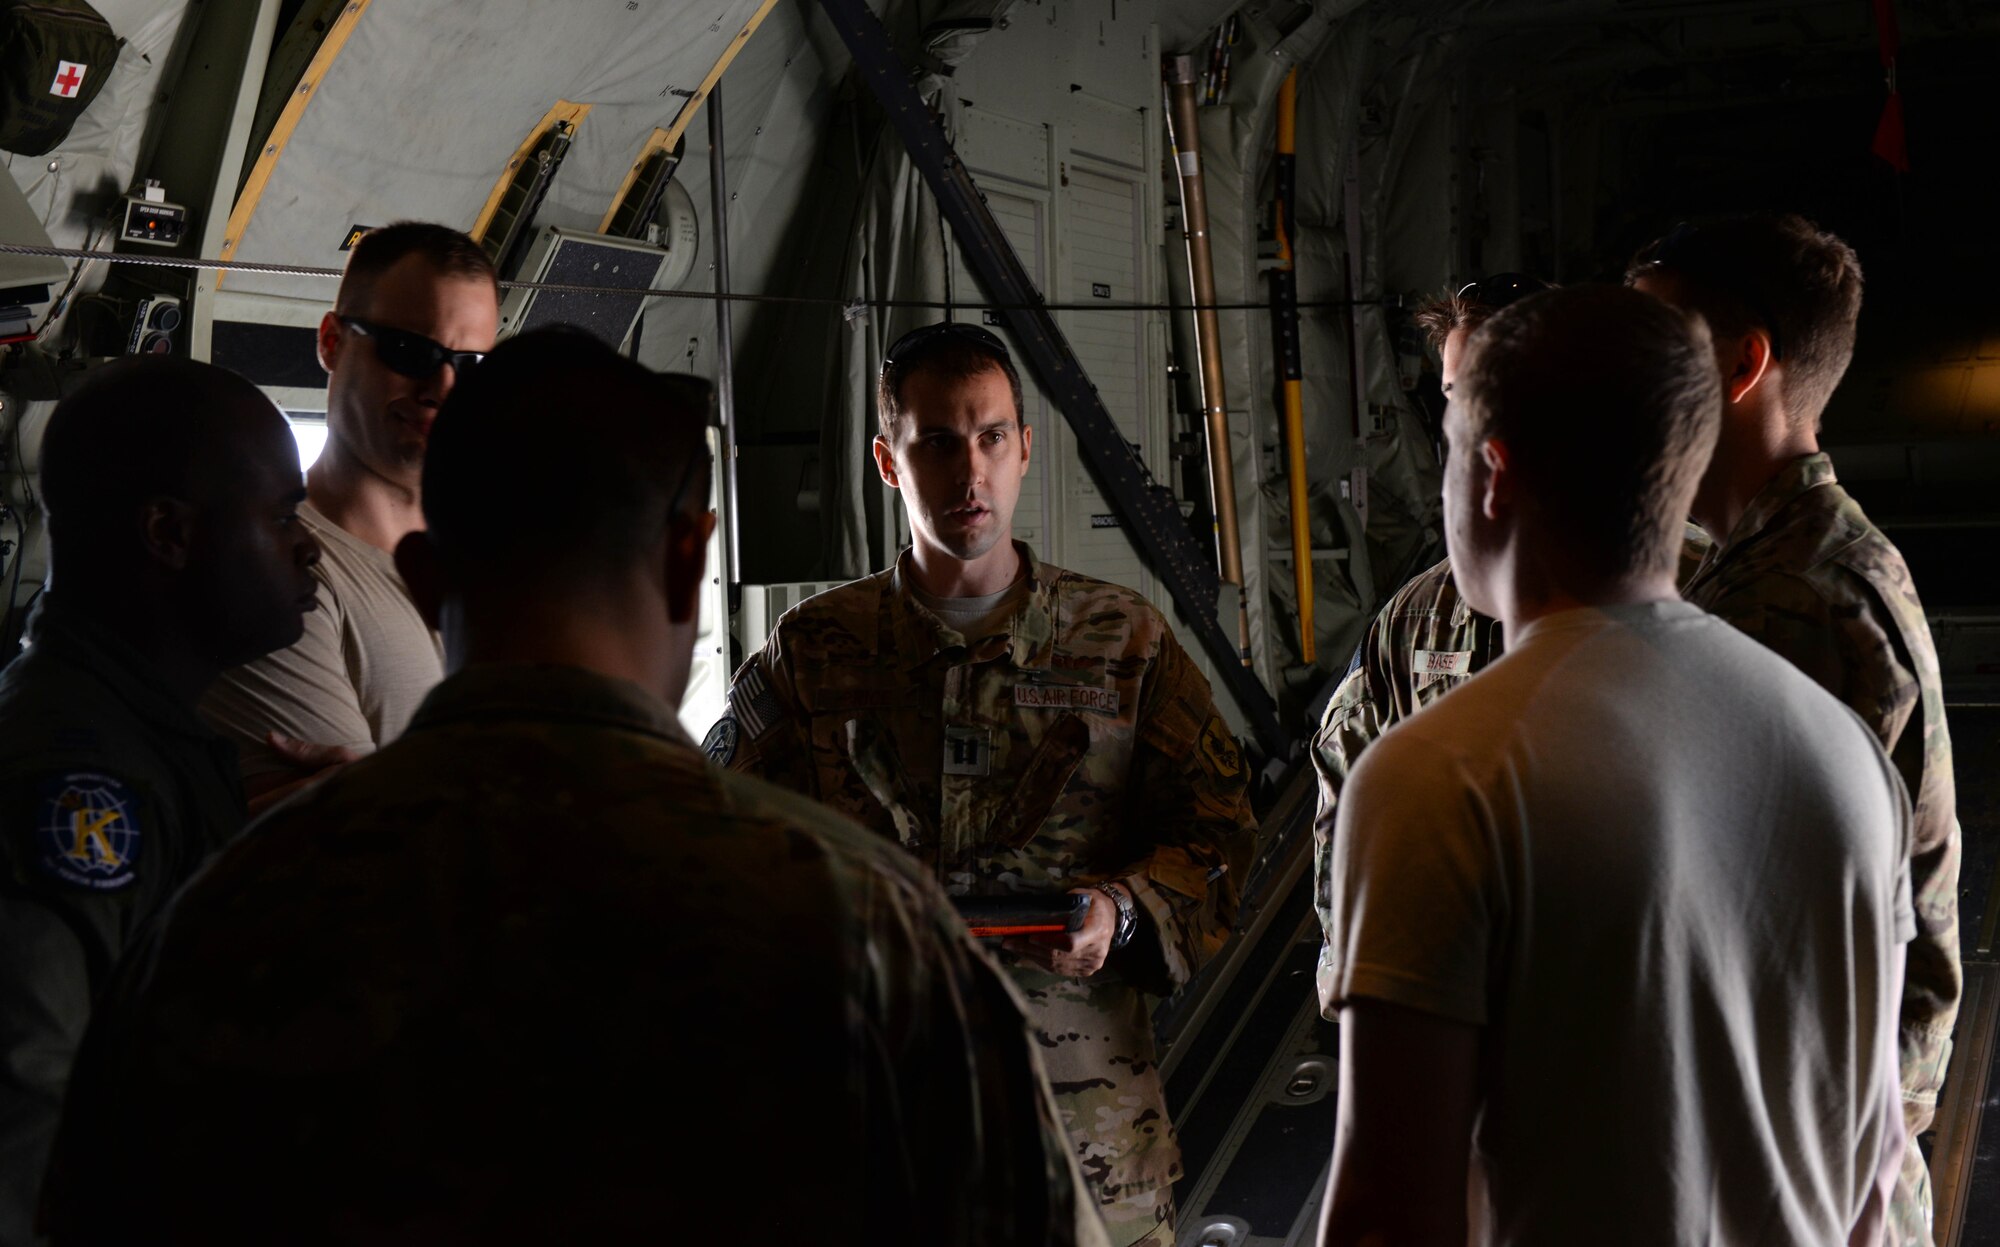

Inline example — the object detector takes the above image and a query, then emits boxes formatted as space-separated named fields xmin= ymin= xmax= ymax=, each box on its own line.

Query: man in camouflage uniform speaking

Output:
xmin=1632 ymin=214 xmax=1960 ymax=1247
xmin=44 ymin=330 xmax=1106 ymax=1247
xmin=710 ymin=322 xmax=1259 ymax=1246
xmin=1309 ymin=274 xmax=1712 ymax=1016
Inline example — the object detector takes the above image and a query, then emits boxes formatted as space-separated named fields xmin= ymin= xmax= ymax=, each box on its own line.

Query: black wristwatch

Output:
xmin=1094 ymin=881 xmax=1137 ymax=949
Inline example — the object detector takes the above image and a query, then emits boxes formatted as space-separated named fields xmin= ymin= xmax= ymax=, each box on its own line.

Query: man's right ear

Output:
xmin=139 ymin=497 xmax=195 ymax=571
xmin=392 ymin=531 xmax=445 ymax=630
xmin=316 ymin=311 xmax=343 ymax=376
xmin=871 ymin=434 xmax=900 ymax=489
xmin=1723 ymin=328 xmax=1775 ymax=407
xmin=1478 ymin=436 xmax=1514 ymax=523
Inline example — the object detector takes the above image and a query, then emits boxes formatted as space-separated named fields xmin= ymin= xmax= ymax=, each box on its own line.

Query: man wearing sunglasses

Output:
xmin=1307 ymin=273 xmax=1714 ymax=1019
xmin=203 ymin=221 xmax=500 ymax=803
xmin=712 ymin=321 xmax=1257 ymax=1246
xmin=1631 ymin=213 xmax=1959 ymax=1247
xmin=44 ymin=330 xmax=1109 ymax=1247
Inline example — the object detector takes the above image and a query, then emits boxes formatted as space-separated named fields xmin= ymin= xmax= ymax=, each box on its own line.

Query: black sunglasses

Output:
xmin=1455 ymin=272 xmax=1552 ymax=311
xmin=658 ymin=373 xmax=717 ymax=515
xmin=1638 ymin=223 xmax=1786 ymax=360
xmin=339 ymin=316 xmax=486 ymax=380
xmin=880 ymin=321 xmax=1013 ymax=375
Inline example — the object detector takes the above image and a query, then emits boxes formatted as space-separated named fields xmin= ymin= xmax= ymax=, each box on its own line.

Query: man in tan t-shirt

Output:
xmin=204 ymin=223 xmax=500 ymax=798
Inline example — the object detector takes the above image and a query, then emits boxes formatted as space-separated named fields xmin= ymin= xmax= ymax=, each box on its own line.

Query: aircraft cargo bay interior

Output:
xmin=3 ymin=0 xmax=1999 ymax=1243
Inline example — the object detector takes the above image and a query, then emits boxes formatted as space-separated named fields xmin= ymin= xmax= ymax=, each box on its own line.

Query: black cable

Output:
xmin=12 ymin=392 xmax=38 ymax=516
xmin=33 ymin=220 xmax=109 ymax=338
xmin=0 ymin=506 xmax=24 ymax=657
xmin=0 ymin=242 xmax=1398 ymax=315
xmin=1 ymin=397 xmax=33 ymax=655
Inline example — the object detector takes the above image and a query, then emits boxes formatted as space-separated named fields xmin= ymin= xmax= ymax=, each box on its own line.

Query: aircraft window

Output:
xmin=285 ymin=413 xmax=328 ymax=471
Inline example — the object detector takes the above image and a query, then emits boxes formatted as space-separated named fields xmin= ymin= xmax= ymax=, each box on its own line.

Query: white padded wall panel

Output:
xmin=952 ymin=107 xmax=1054 ymax=559
xmin=1056 ymin=164 xmax=1149 ymax=594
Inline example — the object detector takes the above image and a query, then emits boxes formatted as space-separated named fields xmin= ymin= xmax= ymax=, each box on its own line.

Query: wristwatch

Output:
xmin=1093 ymin=881 xmax=1137 ymax=949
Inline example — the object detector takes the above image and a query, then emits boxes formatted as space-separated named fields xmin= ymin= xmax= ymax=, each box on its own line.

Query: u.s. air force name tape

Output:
xmin=1013 ymin=684 xmax=1120 ymax=715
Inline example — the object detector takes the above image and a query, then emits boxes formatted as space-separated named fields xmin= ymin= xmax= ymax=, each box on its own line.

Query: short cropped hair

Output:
xmin=335 ymin=221 xmax=499 ymax=315
xmin=40 ymin=357 xmax=275 ymax=558
xmin=1456 ymin=285 xmax=1722 ymax=581
xmin=421 ymin=328 xmax=711 ymax=586
xmin=1626 ymin=213 xmax=1862 ymax=432
xmin=1412 ymin=292 xmax=1498 ymax=354
xmin=876 ymin=325 xmax=1025 ymax=440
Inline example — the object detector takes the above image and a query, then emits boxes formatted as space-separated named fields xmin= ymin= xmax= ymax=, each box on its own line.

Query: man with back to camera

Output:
xmin=202 ymin=221 xmax=500 ymax=801
xmin=41 ymin=329 xmax=1109 ymax=1247
xmin=0 ymin=359 xmax=321 ymax=1242
xmin=1631 ymin=214 xmax=1958 ymax=1247
xmin=712 ymin=322 xmax=1259 ymax=1246
xmin=1318 ymin=286 xmax=1910 ymax=1246
xmin=1307 ymin=272 xmax=1712 ymax=1017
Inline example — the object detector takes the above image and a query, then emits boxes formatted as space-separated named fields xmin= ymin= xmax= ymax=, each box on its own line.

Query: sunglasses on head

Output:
xmin=339 ymin=316 xmax=486 ymax=380
xmin=880 ymin=320 xmax=1014 ymax=376
xmin=655 ymin=372 xmax=717 ymax=516
xmin=1638 ymin=223 xmax=1786 ymax=360
xmin=1455 ymin=272 xmax=1552 ymax=311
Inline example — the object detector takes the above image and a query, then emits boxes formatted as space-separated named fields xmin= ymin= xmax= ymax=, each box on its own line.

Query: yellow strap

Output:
xmin=598 ymin=127 xmax=675 ymax=235
xmin=469 ymin=99 xmax=595 ymax=245
xmin=599 ymin=0 xmax=782 ymax=231
xmin=217 ymin=0 xmax=374 ymax=285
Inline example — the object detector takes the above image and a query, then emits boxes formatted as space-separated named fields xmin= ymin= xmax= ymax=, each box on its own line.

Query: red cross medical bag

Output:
xmin=1 ymin=0 xmax=118 ymax=157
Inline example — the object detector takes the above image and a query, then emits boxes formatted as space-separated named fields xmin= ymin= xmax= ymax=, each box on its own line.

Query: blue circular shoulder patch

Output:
xmin=35 ymin=772 xmax=143 ymax=891
xmin=702 ymin=717 xmax=739 ymax=766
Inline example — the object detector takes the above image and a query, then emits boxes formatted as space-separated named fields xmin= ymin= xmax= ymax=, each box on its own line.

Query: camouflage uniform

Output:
xmin=713 ymin=544 xmax=1258 ymax=1247
xmin=43 ymin=664 xmax=1107 ymax=1247
xmin=1681 ymin=453 xmax=1958 ymax=1247
xmin=1311 ymin=525 xmax=1713 ymax=1016
xmin=0 ymin=595 xmax=246 ymax=1244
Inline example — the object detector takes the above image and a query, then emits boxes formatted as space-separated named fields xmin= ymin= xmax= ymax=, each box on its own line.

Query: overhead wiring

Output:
xmin=0 ymin=241 xmax=1398 ymax=315
xmin=34 ymin=220 xmax=112 ymax=337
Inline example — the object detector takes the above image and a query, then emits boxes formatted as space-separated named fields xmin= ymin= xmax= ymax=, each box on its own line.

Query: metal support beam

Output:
xmin=815 ymin=0 xmax=1286 ymax=757
xmin=708 ymin=83 xmax=742 ymax=591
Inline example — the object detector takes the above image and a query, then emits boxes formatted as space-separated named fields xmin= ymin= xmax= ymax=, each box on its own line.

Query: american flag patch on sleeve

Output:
xmin=729 ymin=664 xmax=784 ymax=740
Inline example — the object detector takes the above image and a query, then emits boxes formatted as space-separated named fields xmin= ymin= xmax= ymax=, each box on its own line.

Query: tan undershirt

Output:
xmin=910 ymin=574 xmax=1031 ymax=642
xmin=201 ymin=502 xmax=444 ymax=781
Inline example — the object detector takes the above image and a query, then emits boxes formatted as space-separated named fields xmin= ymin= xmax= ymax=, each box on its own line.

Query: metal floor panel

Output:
xmin=1154 ymin=759 xmax=1331 ymax=1246
xmin=1938 ymin=962 xmax=2000 ymax=1244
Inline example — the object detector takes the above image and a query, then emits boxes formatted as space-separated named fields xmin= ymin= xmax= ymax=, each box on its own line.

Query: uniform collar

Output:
xmin=26 ymin=593 xmax=218 ymax=742
xmin=407 ymin=663 xmax=696 ymax=748
xmin=1716 ymin=452 xmax=1837 ymax=555
xmin=886 ymin=541 xmax=1059 ymax=671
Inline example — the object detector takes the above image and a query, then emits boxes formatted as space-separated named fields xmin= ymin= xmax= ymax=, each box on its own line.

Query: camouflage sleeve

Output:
xmin=1310 ymin=659 xmax=1385 ymax=1019
xmin=1118 ymin=630 xmax=1259 ymax=995
xmin=708 ymin=629 xmax=815 ymax=793
xmin=855 ymin=854 xmax=1110 ymax=1247
xmin=1701 ymin=569 xmax=1911 ymax=739
xmin=1702 ymin=568 xmax=1961 ymax=1150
